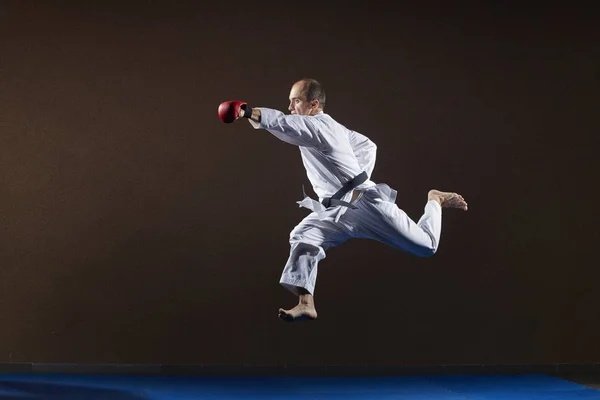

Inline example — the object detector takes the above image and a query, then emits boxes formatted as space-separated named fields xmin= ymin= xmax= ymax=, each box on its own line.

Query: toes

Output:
xmin=279 ymin=312 xmax=294 ymax=322
xmin=278 ymin=308 xmax=294 ymax=321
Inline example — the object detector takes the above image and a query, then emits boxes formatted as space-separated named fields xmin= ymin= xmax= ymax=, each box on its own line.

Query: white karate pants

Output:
xmin=279 ymin=184 xmax=442 ymax=296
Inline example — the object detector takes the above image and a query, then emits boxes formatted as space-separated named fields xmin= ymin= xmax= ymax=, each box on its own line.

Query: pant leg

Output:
xmin=346 ymin=187 xmax=442 ymax=257
xmin=280 ymin=212 xmax=351 ymax=296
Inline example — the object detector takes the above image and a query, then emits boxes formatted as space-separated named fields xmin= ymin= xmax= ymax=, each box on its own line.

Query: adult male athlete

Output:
xmin=218 ymin=78 xmax=467 ymax=322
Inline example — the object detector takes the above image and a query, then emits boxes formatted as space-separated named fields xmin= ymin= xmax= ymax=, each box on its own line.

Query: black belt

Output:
xmin=321 ymin=171 xmax=368 ymax=209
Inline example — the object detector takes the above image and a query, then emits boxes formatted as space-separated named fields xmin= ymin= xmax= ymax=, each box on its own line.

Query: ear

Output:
xmin=311 ymin=100 xmax=319 ymax=108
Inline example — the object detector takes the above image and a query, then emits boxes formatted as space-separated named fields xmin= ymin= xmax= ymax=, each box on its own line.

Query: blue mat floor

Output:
xmin=1 ymin=373 xmax=599 ymax=399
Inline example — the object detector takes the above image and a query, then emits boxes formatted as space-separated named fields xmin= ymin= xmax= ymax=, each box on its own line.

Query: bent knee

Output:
xmin=289 ymin=239 xmax=324 ymax=257
xmin=415 ymin=245 xmax=437 ymax=258
xmin=289 ymin=229 xmax=323 ymax=248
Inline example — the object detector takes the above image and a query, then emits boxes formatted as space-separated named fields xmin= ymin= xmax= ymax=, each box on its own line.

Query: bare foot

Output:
xmin=278 ymin=304 xmax=318 ymax=322
xmin=428 ymin=190 xmax=468 ymax=210
xmin=279 ymin=292 xmax=318 ymax=322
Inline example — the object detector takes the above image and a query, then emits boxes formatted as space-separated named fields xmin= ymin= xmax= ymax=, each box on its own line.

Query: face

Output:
xmin=288 ymin=82 xmax=319 ymax=116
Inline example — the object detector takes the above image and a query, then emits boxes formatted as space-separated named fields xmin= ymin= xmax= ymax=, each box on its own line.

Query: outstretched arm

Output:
xmin=248 ymin=107 xmax=327 ymax=148
xmin=217 ymin=100 xmax=326 ymax=148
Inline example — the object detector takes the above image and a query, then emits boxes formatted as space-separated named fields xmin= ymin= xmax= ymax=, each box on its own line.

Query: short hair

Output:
xmin=298 ymin=78 xmax=326 ymax=109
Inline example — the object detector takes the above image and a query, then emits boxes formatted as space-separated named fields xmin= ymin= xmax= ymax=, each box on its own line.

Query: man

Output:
xmin=217 ymin=78 xmax=467 ymax=322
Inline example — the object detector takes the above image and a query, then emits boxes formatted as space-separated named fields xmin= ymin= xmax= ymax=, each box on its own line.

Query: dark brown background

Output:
xmin=1 ymin=2 xmax=598 ymax=366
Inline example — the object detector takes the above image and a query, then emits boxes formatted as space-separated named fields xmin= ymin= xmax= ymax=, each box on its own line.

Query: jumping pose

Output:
xmin=218 ymin=78 xmax=468 ymax=322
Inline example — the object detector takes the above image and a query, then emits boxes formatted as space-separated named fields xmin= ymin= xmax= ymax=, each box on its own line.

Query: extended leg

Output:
xmin=348 ymin=188 xmax=467 ymax=257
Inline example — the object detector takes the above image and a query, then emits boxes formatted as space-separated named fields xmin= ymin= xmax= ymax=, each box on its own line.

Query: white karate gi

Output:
xmin=249 ymin=108 xmax=442 ymax=295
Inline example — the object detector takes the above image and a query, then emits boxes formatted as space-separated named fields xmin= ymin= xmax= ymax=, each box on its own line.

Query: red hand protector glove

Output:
xmin=218 ymin=100 xmax=251 ymax=123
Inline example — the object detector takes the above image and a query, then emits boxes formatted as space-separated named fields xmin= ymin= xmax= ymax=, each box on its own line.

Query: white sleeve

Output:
xmin=347 ymin=129 xmax=377 ymax=178
xmin=248 ymin=108 xmax=327 ymax=148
